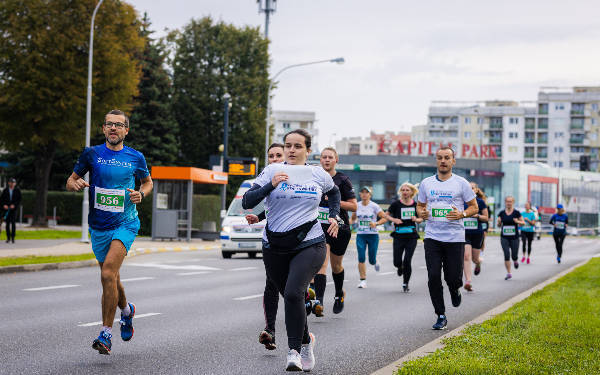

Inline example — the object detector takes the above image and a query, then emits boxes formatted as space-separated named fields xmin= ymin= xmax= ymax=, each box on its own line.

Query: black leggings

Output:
xmin=262 ymin=241 xmax=326 ymax=352
xmin=521 ymin=232 xmax=534 ymax=256
xmin=393 ymin=237 xmax=417 ymax=285
xmin=553 ymin=233 xmax=566 ymax=258
xmin=501 ymin=237 xmax=519 ymax=261
xmin=263 ymin=274 xmax=279 ymax=334
xmin=424 ymin=239 xmax=464 ymax=316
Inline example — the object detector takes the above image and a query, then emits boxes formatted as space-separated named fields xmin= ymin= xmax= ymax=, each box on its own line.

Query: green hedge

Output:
xmin=20 ymin=190 xmax=220 ymax=236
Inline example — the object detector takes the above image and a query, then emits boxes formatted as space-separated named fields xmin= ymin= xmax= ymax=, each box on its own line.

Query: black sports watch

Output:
xmin=139 ymin=191 xmax=145 ymax=200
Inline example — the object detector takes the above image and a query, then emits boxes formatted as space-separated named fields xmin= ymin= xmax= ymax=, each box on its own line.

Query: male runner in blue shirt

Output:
xmin=67 ymin=109 xmax=153 ymax=354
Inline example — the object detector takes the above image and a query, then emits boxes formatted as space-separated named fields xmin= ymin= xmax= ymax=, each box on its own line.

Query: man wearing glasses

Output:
xmin=66 ymin=109 xmax=153 ymax=355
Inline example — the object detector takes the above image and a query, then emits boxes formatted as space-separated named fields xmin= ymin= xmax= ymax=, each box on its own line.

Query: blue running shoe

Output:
xmin=432 ymin=315 xmax=447 ymax=330
xmin=92 ymin=331 xmax=112 ymax=354
xmin=120 ymin=302 xmax=136 ymax=341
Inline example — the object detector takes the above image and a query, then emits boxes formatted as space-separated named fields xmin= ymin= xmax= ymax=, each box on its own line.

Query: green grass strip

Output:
xmin=397 ymin=258 xmax=600 ymax=375
xmin=0 ymin=230 xmax=81 ymax=240
xmin=0 ymin=253 xmax=95 ymax=267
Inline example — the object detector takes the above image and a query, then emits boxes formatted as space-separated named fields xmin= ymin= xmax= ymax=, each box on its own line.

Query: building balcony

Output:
xmin=489 ymin=137 xmax=502 ymax=143
xmin=489 ymin=123 xmax=503 ymax=129
xmin=524 ymin=152 xmax=535 ymax=158
xmin=525 ymin=123 xmax=535 ymax=129
xmin=537 ymin=152 xmax=548 ymax=158
xmin=537 ymin=138 xmax=548 ymax=144
xmin=537 ymin=123 xmax=548 ymax=129
xmin=570 ymin=122 xmax=584 ymax=130
xmin=525 ymin=138 xmax=535 ymax=144
xmin=570 ymin=138 xmax=584 ymax=144
xmin=570 ymin=109 xmax=585 ymax=116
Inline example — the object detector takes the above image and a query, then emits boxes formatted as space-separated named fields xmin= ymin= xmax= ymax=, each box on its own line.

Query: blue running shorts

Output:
xmin=89 ymin=217 xmax=140 ymax=262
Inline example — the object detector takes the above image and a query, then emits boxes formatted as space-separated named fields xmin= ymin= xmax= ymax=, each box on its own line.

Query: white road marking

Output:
xmin=121 ymin=277 xmax=155 ymax=282
xmin=378 ymin=271 xmax=395 ymax=276
xmin=229 ymin=267 xmax=258 ymax=272
xmin=593 ymin=253 xmax=600 ymax=258
xmin=24 ymin=284 xmax=79 ymax=291
xmin=127 ymin=262 xmax=221 ymax=271
xmin=78 ymin=313 xmax=162 ymax=327
xmin=177 ymin=271 xmax=211 ymax=276
xmin=233 ymin=294 xmax=263 ymax=301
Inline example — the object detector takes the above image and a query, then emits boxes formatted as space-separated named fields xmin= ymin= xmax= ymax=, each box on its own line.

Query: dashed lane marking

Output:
xmin=233 ymin=294 xmax=264 ymax=301
xmin=126 ymin=262 xmax=221 ymax=271
xmin=78 ymin=313 xmax=162 ymax=327
xmin=24 ymin=284 xmax=79 ymax=291
xmin=177 ymin=271 xmax=211 ymax=276
xmin=121 ymin=277 xmax=155 ymax=282
xmin=378 ymin=271 xmax=395 ymax=276
xmin=229 ymin=267 xmax=258 ymax=272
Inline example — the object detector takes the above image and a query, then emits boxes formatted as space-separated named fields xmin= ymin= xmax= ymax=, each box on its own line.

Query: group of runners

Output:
xmin=67 ymin=110 xmax=570 ymax=372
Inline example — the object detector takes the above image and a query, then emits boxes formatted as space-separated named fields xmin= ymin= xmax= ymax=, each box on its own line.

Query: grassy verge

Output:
xmin=0 ymin=253 xmax=95 ymax=267
xmin=0 ymin=230 xmax=81 ymax=240
xmin=397 ymin=258 xmax=600 ymax=375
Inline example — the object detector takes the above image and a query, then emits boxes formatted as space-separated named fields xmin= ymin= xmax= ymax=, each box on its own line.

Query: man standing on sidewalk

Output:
xmin=417 ymin=147 xmax=478 ymax=330
xmin=1 ymin=178 xmax=22 ymax=243
xmin=66 ymin=109 xmax=152 ymax=354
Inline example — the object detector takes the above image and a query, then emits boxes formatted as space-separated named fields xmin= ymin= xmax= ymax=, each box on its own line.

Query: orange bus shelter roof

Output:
xmin=151 ymin=166 xmax=228 ymax=185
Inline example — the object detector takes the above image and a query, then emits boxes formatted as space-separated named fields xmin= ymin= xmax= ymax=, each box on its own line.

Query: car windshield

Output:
xmin=227 ymin=198 xmax=265 ymax=217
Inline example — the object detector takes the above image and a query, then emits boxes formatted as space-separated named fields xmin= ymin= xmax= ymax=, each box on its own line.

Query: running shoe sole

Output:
xmin=92 ymin=340 xmax=110 ymax=355
xmin=432 ymin=326 xmax=448 ymax=331
xmin=313 ymin=303 xmax=324 ymax=317
xmin=259 ymin=330 xmax=276 ymax=350
xmin=286 ymin=363 xmax=303 ymax=372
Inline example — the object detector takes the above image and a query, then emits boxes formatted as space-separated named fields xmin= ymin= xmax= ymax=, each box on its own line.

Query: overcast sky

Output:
xmin=128 ymin=0 xmax=600 ymax=148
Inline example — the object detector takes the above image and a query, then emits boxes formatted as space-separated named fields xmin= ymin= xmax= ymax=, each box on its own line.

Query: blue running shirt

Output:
xmin=73 ymin=144 xmax=149 ymax=230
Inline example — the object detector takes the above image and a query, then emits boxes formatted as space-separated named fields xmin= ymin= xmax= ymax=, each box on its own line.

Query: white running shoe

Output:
xmin=300 ymin=333 xmax=316 ymax=372
xmin=374 ymin=263 xmax=380 ymax=272
xmin=357 ymin=279 xmax=367 ymax=288
xmin=286 ymin=349 xmax=302 ymax=371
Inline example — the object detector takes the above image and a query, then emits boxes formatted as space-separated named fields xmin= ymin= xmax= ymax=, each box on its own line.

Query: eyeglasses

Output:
xmin=104 ymin=122 xmax=127 ymax=129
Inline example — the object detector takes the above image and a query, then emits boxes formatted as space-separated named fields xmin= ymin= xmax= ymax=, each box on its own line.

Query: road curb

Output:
xmin=370 ymin=257 xmax=593 ymax=375
xmin=0 ymin=244 xmax=221 ymax=274
xmin=0 ymin=259 xmax=99 ymax=274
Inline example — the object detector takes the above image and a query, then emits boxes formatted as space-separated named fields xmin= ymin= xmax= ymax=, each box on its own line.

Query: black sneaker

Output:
xmin=312 ymin=300 xmax=324 ymax=317
xmin=402 ymin=283 xmax=409 ymax=293
xmin=397 ymin=266 xmax=403 ymax=277
xmin=259 ymin=329 xmax=276 ymax=350
xmin=332 ymin=291 xmax=345 ymax=314
xmin=432 ymin=315 xmax=447 ymax=330
xmin=514 ymin=261 xmax=519 ymax=269
xmin=450 ymin=288 xmax=462 ymax=307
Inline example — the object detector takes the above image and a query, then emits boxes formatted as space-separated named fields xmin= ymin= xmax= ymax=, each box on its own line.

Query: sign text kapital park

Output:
xmin=378 ymin=141 xmax=499 ymax=159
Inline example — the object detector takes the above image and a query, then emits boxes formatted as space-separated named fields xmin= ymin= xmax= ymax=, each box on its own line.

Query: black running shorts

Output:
xmin=465 ymin=232 xmax=484 ymax=249
xmin=322 ymin=224 xmax=351 ymax=256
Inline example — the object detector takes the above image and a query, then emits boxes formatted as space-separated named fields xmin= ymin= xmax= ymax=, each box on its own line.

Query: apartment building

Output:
xmin=271 ymin=110 xmax=318 ymax=151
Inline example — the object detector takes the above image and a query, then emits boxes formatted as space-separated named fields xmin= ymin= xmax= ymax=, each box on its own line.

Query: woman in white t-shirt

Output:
xmin=350 ymin=186 xmax=387 ymax=288
xmin=242 ymin=129 xmax=341 ymax=372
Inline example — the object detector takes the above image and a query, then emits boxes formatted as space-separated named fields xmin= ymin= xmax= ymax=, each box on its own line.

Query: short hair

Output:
xmin=436 ymin=146 xmax=455 ymax=158
xmin=283 ymin=129 xmax=312 ymax=150
xmin=105 ymin=109 xmax=129 ymax=127
xmin=398 ymin=182 xmax=418 ymax=198
xmin=268 ymin=143 xmax=284 ymax=152
xmin=321 ymin=147 xmax=338 ymax=161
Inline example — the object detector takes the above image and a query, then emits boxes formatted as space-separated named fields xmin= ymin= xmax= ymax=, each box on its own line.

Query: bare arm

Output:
xmin=375 ymin=210 xmax=388 ymax=225
xmin=66 ymin=172 xmax=89 ymax=192
xmin=127 ymin=175 xmax=153 ymax=204
xmin=476 ymin=208 xmax=489 ymax=223
xmin=341 ymin=198 xmax=358 ymax=212
xmin=350 ymin=212 xmax=357 ymax=225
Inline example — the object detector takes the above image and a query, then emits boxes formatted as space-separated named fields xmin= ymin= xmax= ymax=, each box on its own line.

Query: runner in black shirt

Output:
xmin=312 ymin=147 xmax=357 ymax=316
xmin=385 ymin=182 xmax=422 ymax=292
xmin=497 ymin=196 xmax=525 ymax=280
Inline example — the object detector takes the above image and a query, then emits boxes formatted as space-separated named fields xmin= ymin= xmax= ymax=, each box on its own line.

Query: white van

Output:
xmin=220 ymin=179 xmax=265 ymax=258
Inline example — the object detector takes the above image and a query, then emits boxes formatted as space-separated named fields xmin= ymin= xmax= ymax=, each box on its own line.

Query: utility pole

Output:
xmin=258 ymin=0 xmax=277 ymax=168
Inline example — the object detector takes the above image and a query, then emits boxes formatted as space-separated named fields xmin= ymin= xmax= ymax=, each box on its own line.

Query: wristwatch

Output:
xmin=462 ymin=211 xmax=467 ymax=218
xmin=139 ymin=191 xmax=145 ymax=200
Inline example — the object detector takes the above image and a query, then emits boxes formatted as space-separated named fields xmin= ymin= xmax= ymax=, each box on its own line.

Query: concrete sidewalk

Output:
xmin=0 ymin=238 xmax=220 ymax=258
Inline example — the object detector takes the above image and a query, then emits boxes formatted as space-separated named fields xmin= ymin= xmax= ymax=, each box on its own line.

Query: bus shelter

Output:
xmin=151 ymin=167 xmax=228 ymax=241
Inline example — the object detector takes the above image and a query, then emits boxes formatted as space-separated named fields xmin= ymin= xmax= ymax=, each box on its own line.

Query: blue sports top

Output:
xmin=73 ymin=144 xmax=149 ymax=230
xmin=550 ymin=213 xmax=568 ymax=235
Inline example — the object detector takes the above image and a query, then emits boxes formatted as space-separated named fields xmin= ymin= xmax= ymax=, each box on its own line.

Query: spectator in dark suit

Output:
xmin=1 ymin=178 xmax=22 ymax=243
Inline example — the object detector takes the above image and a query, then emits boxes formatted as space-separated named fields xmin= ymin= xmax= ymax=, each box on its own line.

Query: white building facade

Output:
xmin=271 ymin=110 xmax=318 ymax=151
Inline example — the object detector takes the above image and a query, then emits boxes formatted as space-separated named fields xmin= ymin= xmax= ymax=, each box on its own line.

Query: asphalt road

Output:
xmin=1 ymin=235 xmax=598 ymax=375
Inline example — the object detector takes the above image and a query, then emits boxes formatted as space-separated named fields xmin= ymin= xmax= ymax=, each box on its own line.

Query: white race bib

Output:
xmin=401 ymin=207 xmax=416 ymax=220
xmin=555 ymin=221 xmax=565 ymax=230
xmin=358 ymin=219 xmax=373 ymax=232
xmin=463 ymin=217 xmax=478 ymax=229
xmin=502 ymin=225 xmax=516 ymax=236
xmin=318 ymin=206 xmax=329 ymax=224
xmin=429 ymin=202 xmax=452 ymax=222
xmin=94 ymin=187 xmax=125 ymax=213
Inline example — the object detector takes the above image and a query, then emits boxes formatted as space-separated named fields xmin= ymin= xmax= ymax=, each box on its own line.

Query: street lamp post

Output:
xmin=264 ymin=57 xmax=344 ymax=167
xmin=81 ymin=0 xmax=104 ymax=243
xmin=221 ymin=93 xmax=231 ymax=216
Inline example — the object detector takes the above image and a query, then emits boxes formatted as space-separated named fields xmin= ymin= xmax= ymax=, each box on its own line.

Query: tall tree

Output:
xmin=126 ymin=13 xmax=179 ymax=169
xmin=170 ymin=17 xmax=270 ymax=169
xmin=0 ymin=0 xmax=144 ymax=225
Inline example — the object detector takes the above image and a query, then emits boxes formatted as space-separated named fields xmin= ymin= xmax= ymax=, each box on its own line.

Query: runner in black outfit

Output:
xmin=242 ymin=129 xmax=341 ymax=372
xmin=385 ymin=182 xmax=422 ymax=292
xmin=312 ymin=147 xmax=357 ymax=316
xmin=246 ymin=143 xmax=284 ymax=350
xmin=463 ymin=182 xmax=488 ymax=291
xmin=497 ymin=196 xmax=525 ymax=280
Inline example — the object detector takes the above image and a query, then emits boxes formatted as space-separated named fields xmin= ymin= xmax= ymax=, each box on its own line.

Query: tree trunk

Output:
xmin=32 ymin=145 xmax=56 ymax=227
